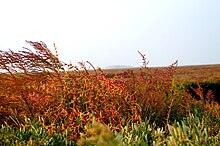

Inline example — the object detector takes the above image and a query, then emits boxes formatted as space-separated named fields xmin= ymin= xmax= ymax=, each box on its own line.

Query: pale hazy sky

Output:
xmin=0 ymin=0 xmax=220 ymax=68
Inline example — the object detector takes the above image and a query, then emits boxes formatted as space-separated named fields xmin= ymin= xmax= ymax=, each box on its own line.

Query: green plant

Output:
xmin=167 ymin=110 xmax=220 ymax=145
xmin=0 ymin=116 xmax=76 ymax=146
xmin=78 ymin=120 xmax=119 ymax=146
xmin=113 ymin=119 xmax=167 ymax=146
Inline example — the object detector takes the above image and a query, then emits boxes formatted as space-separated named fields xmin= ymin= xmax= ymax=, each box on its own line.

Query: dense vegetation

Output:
xmin=0 ymin=41 xmax=219 ymax=145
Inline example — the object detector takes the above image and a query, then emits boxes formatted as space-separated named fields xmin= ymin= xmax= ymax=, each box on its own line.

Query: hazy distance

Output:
xmin=0 ymin=0 xmax=219 ymax=68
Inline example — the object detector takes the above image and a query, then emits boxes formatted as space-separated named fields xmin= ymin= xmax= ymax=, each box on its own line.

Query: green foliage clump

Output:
xmin=113 ymin=110 xmax=219 ymax=145
xmin=0 ymin=117 xmax=76 ymax=146
xmin=167 ymin=110 xmax=220 ymax=145
xmin=78 ymin=120 xmax=119 ymax=146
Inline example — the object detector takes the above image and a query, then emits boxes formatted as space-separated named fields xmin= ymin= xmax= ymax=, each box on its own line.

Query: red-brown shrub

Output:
xmin=0 ymin=41 xmax=140 ymax=140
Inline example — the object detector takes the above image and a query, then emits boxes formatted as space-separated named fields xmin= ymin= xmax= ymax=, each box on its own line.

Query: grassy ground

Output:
xmin=103 ymin=64 xmax=220 ymax=82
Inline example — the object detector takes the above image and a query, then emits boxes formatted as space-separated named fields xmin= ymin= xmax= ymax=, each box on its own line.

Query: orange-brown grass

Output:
xmin=0 ymin=41 xmax=219 ymax=141
xmin=174 ymin=64 xmax=220 ymax=82
xmin=103 ymin=64 xmax=220 ymax=83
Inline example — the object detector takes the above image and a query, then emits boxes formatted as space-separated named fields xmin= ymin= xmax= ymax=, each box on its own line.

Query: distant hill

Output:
xmin=105 ymin=65 xmax=134 ymax=69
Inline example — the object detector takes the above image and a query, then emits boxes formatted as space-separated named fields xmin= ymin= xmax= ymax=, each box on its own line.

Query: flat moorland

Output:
xmin=103 ymin=64 xmax=220 ymax=82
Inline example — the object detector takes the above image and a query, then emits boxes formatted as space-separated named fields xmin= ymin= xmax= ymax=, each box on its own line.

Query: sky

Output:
xmin=0 ymin=0 xmax=220 ymax=68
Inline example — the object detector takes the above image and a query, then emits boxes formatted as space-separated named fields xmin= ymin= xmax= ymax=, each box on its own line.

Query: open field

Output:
xmin=103 ymin=64 xmax=220 ymax=82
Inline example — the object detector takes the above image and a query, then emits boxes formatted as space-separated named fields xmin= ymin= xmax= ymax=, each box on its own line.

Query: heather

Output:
xmin=0 ymin=41 xmax=219 ymax=145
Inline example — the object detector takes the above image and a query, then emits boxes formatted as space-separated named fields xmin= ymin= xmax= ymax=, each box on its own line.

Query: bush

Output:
xmin=0 ymin=41 xmax=140 ymax=140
